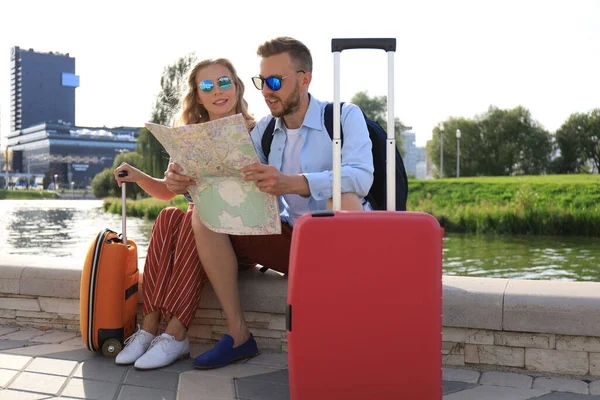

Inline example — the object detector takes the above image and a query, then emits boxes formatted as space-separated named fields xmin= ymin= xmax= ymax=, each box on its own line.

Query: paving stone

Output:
xmin=443 ymin=380 xmax=478 ymax=395
xmin=42 ymin=347 xmax=97 ymax=362
xmin=235 ymin=379 xmax=289 ymax=400
xmin=192 ymin=363 xmax=282 ymax=379
xmin=157 ymin=358 xmax=195 ymax=373
xmin=124 ymin=368 xmax=179 ymax=391
xmin=0 ymin=327 xmax=20 ymax=337
xmin=2 ymin=344 xmax=85 ymax=357
xmin=240 ymin=369 xmax=289 ymax=385
xmin=58 ymin=336 xmax=86 ymax=347
xmin=61 ymin=377 xmax=120 ymax=399
xmin=0 ymin=390 xmax=49 ymax=399
xmin=535 ymin=393 xmax=600 ymax=399
xmin=442 ymin=368 xmax=480 ymax=383
xmin=8 ymin=371 xmax=67 ymax=395
xmin=0 ymin=340 xmax=30 ymax=351
xmin=178 ymin=372 xmax=235 ymax=398
xmin=73 ymin=358 xmax=128 ymax=383
xmin=480 ymin=371 xmax=533 ymax=389
xmin=0 ymin=354 xmax=32 ymax=370
xmin=533 ymin=377 xmax=589 ymax=394
xmin=443 ymin=385 xmax=550 ymax=399
xmin=25 ymin=357 xmax=78 ymax=376
xmin=245 ymin=353 xmax=288 ymax=369
xmin=0 ymin=329 xmax=45 ymax=341
xmin=29 ymin=331 xmax=78 ymax=344
xmin=0 ymin=368 xmax=20 ymax=387
xmin=116 ymin=385 xmax=177 ymax=400
xmin=591 ymin=380 xmax=600 ymax=396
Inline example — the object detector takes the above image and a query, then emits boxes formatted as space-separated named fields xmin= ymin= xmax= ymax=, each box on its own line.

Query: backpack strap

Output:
xmin=261 ymin=118 xmax=277 ymax=160
xmin=324 ymin=102 xmax=344 ymax=145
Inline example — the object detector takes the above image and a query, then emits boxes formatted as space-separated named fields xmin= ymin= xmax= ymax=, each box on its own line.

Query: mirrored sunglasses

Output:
xmin=199 ymin=76 xmax=233 ymax=93
xmin=251 ymin=70 xmax=305 ymax=91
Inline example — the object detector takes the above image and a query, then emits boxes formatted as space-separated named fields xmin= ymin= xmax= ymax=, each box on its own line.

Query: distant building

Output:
xmin=7 ymin=46 xmax=141 ymax=188
xmin=401 ymin=131 xmax=427 ymax=179
xmin=7 ymin=121 xmax=140 ymax=187
xmin=10 ymin=46 xmax=79 ymax=132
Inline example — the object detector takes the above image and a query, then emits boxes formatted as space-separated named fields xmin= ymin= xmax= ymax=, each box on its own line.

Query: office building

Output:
xmin=10 ymin=46 xmax=79 ymax=132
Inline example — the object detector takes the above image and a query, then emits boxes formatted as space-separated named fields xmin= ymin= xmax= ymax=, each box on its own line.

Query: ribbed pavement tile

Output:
xmin=443 ymin=385 xmax=550 ymax=399
xmin=0 ymin=354 xmax=32 ymax=370
xmin=61 ymin=377 xmax=120 ymax=400
xmin=24 ymin=357 xmax=78 ymax=376
xmin=480 ymin=371 xmax=533 ymax=389
xmin=116 ymin=385 xmax=177 ymax=400
xmin=443 ymin=367 xmax=480 ymax=383
xmin=8 ymin=371 xmax=67 ymax=396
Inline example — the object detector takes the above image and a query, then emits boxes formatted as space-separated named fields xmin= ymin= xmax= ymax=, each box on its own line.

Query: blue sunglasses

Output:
xmin=199 ymin=76 xmax=232 ymax=93
xmin=251 ymin=70 xmax=305 ymax=91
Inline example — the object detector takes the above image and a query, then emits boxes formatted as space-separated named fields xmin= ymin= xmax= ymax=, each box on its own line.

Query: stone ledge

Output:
xmin=442 ymin=276 xmax=507 ymax=330
xmin=504 ymin=279 xmax=600 ymax=337
xmin=3 ymin=261 xmax=600 ymax=337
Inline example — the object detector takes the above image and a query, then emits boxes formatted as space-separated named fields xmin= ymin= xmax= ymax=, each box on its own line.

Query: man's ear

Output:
xmin=302 ymin=71 xmax=312 ymax=89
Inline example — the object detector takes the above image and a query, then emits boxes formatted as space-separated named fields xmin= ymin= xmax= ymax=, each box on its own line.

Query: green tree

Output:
xmin=475 ymin=105 xmax=551 ymax=176
xmin=427 ymin=117 xmax=481 ymax=178
xmin=91 ymin=169 xmax=115 ymax=199
xmin=553 ymin=109 xmax=600 ymax=173
xmin=91 ymin=151 xmax=147 ymax=200
xmin=429 ymin=106 xmax=552 ymax=178
xmin=350 ymin=91 xmax=408 ymax=156
xmin=112 ymin=151 xmax=146 ymax=199
xmin=137 ymin=53 xmax=197 ymax=179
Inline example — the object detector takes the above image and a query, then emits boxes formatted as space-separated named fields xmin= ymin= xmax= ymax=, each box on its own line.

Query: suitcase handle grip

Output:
xmin=331 ymin=38 xmax=396 ymax=52
xmin=118 ymin=171 xmax=127 ymax=245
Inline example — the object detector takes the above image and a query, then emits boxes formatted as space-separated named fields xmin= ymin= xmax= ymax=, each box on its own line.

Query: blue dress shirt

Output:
xmin=249 ymin=94 xmax=374 ymax=225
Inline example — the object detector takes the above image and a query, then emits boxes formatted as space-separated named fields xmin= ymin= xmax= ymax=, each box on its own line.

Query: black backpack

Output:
xmin=261 ymin=102 xmax=409 ymax=211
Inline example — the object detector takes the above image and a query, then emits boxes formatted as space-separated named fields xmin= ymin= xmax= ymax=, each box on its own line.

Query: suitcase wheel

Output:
xmin=101 ymin=339 xmax=122 ymax=358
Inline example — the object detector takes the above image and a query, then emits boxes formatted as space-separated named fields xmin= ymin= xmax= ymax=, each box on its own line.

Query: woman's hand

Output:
xmin=164 ymin=162 xmax=196 ymax=194
xmin=114 ymin=163 xmax=145 ymax=187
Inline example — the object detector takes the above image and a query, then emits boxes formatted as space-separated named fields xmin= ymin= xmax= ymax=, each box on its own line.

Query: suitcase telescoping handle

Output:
xmin=117 ymin=171 xmax=128 ymax=245
xmin=331 ymin=38 xmax=397 ymax=211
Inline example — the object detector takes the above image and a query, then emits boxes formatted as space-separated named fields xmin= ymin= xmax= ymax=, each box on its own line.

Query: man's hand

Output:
xmin=241 ymin=163 xmax=309 ymax=196
xmin=164 ymin=163 xmax=196 ymax=194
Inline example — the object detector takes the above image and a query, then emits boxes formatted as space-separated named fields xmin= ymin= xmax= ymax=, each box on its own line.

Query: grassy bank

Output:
xmin=102 ymin=175 xmax=600 ymax=236
xmin=0 ymin=189 xmax=59 ymax=200
xmin=408 ymin=175 xmax=600 ymax=236
xmin=103 ymin=195 xmax=189 ymax=219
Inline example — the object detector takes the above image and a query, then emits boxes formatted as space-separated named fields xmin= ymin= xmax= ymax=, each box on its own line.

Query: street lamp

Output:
xmin=439 ymin=122 xmax=444 ymax=179
xmin=53 ymin=174 xmax=58 ymax=191
xmin=456 ymin=129 xmax=461 ymax=178
xmin=71 ymin=181 xmax=75 ymax=199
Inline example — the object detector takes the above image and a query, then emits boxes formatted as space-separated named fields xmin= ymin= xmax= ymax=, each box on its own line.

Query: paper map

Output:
xmin=145 ymin=114 xmax=281 ymax=235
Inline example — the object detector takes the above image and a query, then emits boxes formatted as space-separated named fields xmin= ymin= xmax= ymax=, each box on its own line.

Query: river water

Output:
xmin=0 ymin=200 xmax=598 ymax=281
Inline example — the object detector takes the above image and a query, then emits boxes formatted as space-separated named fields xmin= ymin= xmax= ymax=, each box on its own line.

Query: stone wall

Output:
xmin=1 ymin=257 xmax=600 ymax=376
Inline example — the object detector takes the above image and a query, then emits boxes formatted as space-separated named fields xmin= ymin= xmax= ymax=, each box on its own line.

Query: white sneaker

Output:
xmin=115 ymin=326 xmax=155 ymax=365
xmin=134 ymin=333 xmax=190 ymax=370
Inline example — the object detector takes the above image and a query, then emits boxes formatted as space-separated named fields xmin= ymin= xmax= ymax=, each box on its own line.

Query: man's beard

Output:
xmin=270 ymin=84 xmax=301 ymax=118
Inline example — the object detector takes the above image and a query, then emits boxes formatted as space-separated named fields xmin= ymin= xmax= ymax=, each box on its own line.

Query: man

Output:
xmin=164 ymin=37 xmax=374 ymax=369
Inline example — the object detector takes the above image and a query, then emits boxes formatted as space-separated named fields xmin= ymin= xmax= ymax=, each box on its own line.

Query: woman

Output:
xmin=113 ymin=58 xmax=256 ymax=370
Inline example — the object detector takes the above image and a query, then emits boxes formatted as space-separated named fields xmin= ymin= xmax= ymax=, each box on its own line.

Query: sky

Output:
xmin=1 ymin=0 xmax=599 ymax=149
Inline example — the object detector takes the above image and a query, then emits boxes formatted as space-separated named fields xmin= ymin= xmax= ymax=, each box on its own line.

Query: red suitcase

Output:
xmin=286 ymin=38 xmax=443 ymax=400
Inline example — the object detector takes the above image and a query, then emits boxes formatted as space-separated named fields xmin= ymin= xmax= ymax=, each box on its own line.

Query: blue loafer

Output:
xmin=193 ymin=334 xmax=258 ymax=369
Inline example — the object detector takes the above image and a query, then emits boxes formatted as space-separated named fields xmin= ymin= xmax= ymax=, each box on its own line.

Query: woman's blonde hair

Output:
xmin=176 ymin=58 xmax=256 ymax=131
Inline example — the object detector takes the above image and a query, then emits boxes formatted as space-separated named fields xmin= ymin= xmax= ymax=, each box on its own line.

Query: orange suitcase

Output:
xmin=80 ymin=172 xmax=139 ymax=357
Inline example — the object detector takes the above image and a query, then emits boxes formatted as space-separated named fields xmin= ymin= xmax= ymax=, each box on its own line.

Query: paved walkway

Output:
xmin=1 ymin=326 xmax=600 ymax=399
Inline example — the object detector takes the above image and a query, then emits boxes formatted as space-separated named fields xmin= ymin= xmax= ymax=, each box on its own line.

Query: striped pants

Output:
xmin=142 ymin=203 xmax=206 ymax=328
